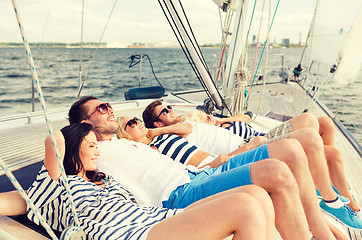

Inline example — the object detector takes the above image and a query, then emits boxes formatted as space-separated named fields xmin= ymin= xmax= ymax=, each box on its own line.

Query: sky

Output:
xmin=0 ymin=0 xmax=317 ymax=46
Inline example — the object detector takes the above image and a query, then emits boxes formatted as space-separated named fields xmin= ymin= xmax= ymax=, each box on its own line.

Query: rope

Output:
xmin=79 ymin=0 xmax=85 ymax=88
xmin=244 ymin=0 xmax=257 ymax=50
xmin=301 ymin=0 xmax=321 ymax=112
xmin=76 ymin=0 xmax=118 ymax=99
xmin=333 ymin=85 xmax=346 ymax=119
xmin=250 ymin=0 xmax=272 ymax=119
xmin=230 ymin=53 xmax=249 ymax=114
xmin=0 ymin=157 xmax=58 ymax=240
xmin=305 ymin=70 xmax=331 ymax=111
xmin=11 ymin=0 xmax=81 ymax=230
xmin=29 ymin=0 xmax=55 ymax=113
xmin=159 ymin=0 xmax=211 ymax=100
xmin=34 ymin=0 xmax=55 ymax=61
xmin=250 ymin=0 xmax=266 ymax=84
xmin=244 ymin=0 xmax=280 ymax=111
xmin=127 ymin=54 xmax=165 ymax=91
xmin=214 ymin=8 xmax=233 ymax=85
xmin=227 ymin=0 xmax=256 ymax=115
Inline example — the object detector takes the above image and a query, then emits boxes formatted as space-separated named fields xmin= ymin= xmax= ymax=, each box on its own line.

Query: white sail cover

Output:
xmin=333 ymin=10 xmax=362 ymax=85
xmin=306 ymin=0 xmax=362 ymax=84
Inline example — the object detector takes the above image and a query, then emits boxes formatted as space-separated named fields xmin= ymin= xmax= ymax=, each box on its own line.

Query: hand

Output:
xmin=212 ymin=116 xmax=224 ymax=125
xmin=146 ymin=129 xmax=155 ymax=140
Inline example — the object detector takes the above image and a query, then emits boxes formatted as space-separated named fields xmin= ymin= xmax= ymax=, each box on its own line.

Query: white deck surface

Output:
xmin=0 ymin=82 xmax=361 ymax=239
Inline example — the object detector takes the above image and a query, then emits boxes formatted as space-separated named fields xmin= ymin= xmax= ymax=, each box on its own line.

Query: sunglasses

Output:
xmin=154 ymin=105 xmax=172 ymax=123
xmin=124 ymin=117 xmax=142 ymax=130
xmin=87 ymin=103 xmax=112 ymax=118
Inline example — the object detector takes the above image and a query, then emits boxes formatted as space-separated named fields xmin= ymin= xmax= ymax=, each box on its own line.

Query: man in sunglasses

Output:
xmin=67 ymin=96 xmax=350 ymax=239
xmin=143 ymin=100 xmax=362 ymax=231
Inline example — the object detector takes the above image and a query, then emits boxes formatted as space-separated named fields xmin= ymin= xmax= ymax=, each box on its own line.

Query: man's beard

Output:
xmin=94 ymin=124 xmax=119 ymax=135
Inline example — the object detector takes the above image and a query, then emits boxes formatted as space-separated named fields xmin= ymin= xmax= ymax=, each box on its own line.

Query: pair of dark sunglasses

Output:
xmin=154 ymin=105 xmax=172 ymax=123
xmin=88 ymin=103 xmax=112 ymax=118
xmin=124 ymin=117 xmax=142 ymax=130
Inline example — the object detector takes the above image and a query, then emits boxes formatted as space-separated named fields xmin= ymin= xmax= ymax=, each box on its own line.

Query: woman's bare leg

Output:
xmin=187 ymin=185 xmax=276 ymax=240
xmin=325 ymin=145 xmax=360 ymax=212
xmin=0 ymin=190 xmax=27 ymax=216
xmin=318 ymin=116 xmax=335 ymax=146
xmin=147 ymin=191 xmax=270 ymax=240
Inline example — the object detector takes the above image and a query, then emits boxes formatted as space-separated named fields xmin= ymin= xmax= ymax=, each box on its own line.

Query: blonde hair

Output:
xmin=181 ymin=109 xmax=208 ymax=123
xmin=116 ymin=116 xmax=134 ymax=141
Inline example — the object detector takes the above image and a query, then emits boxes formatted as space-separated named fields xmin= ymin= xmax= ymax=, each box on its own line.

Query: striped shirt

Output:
xmin=27 ymin=165 xmax=181 ymax=240
xmin=150 ymin=134 xmax=199 ymax=165
xmin=222 ymin=122 xmax=265 ymax=142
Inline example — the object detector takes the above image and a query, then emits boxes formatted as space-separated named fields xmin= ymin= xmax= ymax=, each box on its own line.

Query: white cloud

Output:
xmin=0 ymin=0 xmax=316 ymax=44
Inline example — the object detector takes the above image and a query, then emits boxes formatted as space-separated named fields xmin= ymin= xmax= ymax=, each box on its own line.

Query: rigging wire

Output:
xmin=11 ymin=0 xmax=82 ymax=236
xmin=334 ymin=85 xmax=346 ymax=119
xmin=244 ymin=0 xmax=281 ymax=111
xmin=214 ymin=7 xmax=233 ymax=86
xmin=34 ymin=0 xmax=55 ymax=61
xmin=244 ymin=0 xmax=257 ymax=49
xmin=249 ymin=0 xmax=266 ymax=85
xmin=177 ymin=0 xmax=210 ymax=72
xmin=158 ymin=0 xmax=210 ymax=98
xmin=293 ymin=0 xmax=318 ymax=79
xmin=79 ymin=0 xmax=85 ymax=88
xmin=301 ymin=0 xmax=323 ymax=112
xmin=76 ymin=0 xmax=118 ymax=99
xmin=29 ymin=0 xmax=55 ymax=114
xmin=250 ymin=0 xmax=272 ymax=120
xmin=159 ymin=0 xmax=231 ymax=114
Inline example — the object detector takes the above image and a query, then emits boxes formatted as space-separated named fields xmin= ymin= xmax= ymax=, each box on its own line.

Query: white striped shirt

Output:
xmin=150 ymin=134 xmax=198 ymax=165
xmin=223 ymin=122 xmax=265 ymax=142
xmin=27 ymin=165 xmax=181 ymax=240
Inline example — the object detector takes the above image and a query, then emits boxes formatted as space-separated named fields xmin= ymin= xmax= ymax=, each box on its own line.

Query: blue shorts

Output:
xmin=163 ymin=144 xmax=270 ymax=209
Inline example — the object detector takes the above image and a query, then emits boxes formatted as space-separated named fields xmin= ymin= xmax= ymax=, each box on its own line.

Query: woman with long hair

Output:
xmin=2 ymin=123 xmax=276 ymax=240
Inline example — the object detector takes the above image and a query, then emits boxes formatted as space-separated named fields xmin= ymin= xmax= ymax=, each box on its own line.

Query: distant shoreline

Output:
xmin=0 ymin=42 xmax=304 ymax=49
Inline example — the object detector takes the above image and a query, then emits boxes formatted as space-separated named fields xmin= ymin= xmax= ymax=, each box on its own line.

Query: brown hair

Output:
xmin=68 ymin=96 xmax=98 ymax=124
xmin=142 ymin=100 xmax=163 ymax=128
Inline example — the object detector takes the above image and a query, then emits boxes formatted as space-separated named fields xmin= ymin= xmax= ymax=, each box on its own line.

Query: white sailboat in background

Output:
xmin=0 ymin=0 xmax=361 ymax=239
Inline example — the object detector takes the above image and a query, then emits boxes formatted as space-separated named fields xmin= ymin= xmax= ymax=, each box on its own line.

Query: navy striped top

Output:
xmin=27 ymin=165 xmax=181 ymax=240
xmin=150 ymin=134 xmax=198 ymax=165
xmin=223 ymin=122 xmax=265 ymax=142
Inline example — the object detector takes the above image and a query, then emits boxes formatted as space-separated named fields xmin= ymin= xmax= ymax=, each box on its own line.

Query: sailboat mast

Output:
xmin=222 ymin=0 xmax=251 ymax=115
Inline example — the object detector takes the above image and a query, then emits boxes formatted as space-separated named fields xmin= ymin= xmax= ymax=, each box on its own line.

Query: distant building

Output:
xmin=128 ymin=43 xmax=146 ymax=48
xmin=281 ymin=38 xmax=290 ymax=46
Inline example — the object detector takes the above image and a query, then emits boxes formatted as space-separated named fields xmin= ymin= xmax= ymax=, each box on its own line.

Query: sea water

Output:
xmin=0 ymin=47 xmax=360 ymax=143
